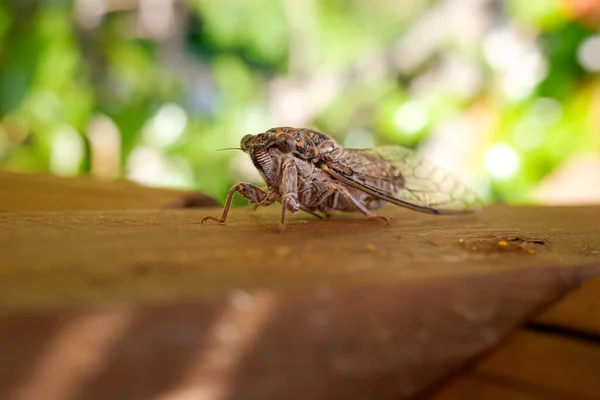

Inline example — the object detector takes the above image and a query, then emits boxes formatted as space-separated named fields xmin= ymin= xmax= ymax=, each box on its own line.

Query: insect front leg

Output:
xmin=278 ymin=159 xmax=300 ymax=231
xmin=248 ymin=185 xmax=270 ymax=212
xmin=201 ymin=183 xmax=271 ymax=225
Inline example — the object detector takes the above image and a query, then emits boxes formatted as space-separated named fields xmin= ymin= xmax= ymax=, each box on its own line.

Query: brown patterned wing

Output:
xmin=322 ymin=145 xmax=484 ymax=214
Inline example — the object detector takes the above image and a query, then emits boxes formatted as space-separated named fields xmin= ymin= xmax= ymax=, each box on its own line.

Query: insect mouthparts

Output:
xmin=216 ymin=147 xmax=243 ymax=151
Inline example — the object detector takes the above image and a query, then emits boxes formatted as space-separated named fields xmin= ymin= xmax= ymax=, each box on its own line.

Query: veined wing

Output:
xmin=322 ymin=145 xmax=484 ymax=214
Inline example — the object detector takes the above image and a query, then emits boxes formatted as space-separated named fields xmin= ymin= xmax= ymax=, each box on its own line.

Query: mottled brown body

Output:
xmin=202 ymin=127 xmax=482 ymax=231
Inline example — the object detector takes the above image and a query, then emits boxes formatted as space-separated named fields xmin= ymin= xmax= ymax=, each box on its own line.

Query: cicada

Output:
xmin=202 ymin=127 xmax=483 ymax=231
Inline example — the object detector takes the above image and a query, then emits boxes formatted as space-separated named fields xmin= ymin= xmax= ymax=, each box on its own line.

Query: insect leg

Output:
xmin=299 ymin=206 xmax=324 ymax=219
xmin=201 ymin=183 xmax=270 ymax=225
xmin=327 ymin=183 xmax=391 ymax=225
xmin=278 ymin=160 xmax=300 ymax=231
xmin=247 ymin=186 xmax=270 ymax=212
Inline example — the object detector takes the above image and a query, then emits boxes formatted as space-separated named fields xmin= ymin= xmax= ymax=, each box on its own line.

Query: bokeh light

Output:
xmin=0 ymin=0 xmax=599 ymax=206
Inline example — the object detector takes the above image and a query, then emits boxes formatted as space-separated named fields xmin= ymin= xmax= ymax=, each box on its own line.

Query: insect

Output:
xmin=202 ymin=127 xmax=483 ymax=231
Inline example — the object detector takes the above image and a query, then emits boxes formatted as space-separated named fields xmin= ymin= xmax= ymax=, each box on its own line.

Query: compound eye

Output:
xmin=276 ymin=133 xmax=295 ymax=154
xmin=240 ymin=134 xmax=253 ymax=151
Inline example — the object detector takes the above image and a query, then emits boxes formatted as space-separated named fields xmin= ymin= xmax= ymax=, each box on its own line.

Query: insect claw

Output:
xmin=369 ymin=215 xmax=391 ymax=225
xmin=201 ymin=216 xmax=224 ymax=224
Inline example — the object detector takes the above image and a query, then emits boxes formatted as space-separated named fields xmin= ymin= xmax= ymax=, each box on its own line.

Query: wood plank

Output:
xmin=1 ymin=172 xmax=600 ymax=399
xmin=425 ymin=375 xmax=565 ymax=400
xmin=534 ymin=276 xmax=600 ymax=337
xmin=0 ymin=207 xmax=598 ymax=400
xmin=0 ymin=171 xmax=217 ymax=212
xmin=0 ymin=206 xmax=599 ymax=312
xmin=0 ymin=268 xmax=596 ymax=400
xmin=425 ymin=275 xmax=600 ymax=399
xmin=473 ymin=330 xmax=600 ymax=398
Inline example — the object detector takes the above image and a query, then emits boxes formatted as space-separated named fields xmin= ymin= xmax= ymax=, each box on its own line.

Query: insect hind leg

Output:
xmin=327 ymin=183 xmax=391 ymax=225
xmin=299 ymin=206 xmax=324 ymax=219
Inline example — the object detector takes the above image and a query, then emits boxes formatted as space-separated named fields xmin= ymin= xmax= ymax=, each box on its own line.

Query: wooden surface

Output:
xmin=426 ymin=276 xmax=600 ymax=400
xmin=0 ymin=171 xmax=599 ymax=400
xmin=0 ymin=171 xmax=217 ymax=212
xmin=535 ymin=276 xmax=600 ymax=336
xmin=2 ymin=204 xmax=599 ymax=313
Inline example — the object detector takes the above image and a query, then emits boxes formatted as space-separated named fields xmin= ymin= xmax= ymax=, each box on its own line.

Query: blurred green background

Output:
xmin=0 ymin=0 xmax=599 ymax=206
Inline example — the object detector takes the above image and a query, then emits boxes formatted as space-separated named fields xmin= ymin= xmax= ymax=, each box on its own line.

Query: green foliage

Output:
xmin=0 ymin=0 xmax=598 ymax=205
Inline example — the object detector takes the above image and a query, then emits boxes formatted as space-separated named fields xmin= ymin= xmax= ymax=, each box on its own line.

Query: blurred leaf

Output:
xmin=536 ymin=20 xmax=593 ymax=99
xmin=506 ymin=0 xmax=565 ymax=29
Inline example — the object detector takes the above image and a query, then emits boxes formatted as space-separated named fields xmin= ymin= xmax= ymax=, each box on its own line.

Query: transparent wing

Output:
xmin=322 ymin=145 xmax=484 ymax=214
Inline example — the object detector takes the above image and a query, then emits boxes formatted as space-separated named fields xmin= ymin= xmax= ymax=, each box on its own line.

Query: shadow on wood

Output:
xmin=1 ymin=266 xmax=598 ymax=400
